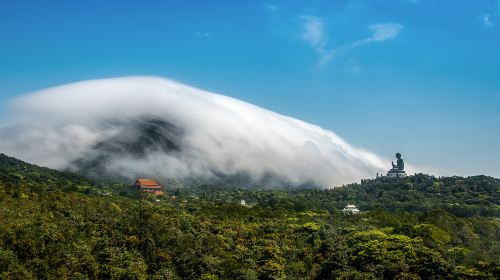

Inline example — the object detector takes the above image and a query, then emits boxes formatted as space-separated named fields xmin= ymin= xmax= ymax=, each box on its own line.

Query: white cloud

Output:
xmin=299 ymin=17 xmax=402 ymax=66
xmin=480 ymin=1 xmax=500 ymax=28
xmin=0 ymin=76 xmax=398 ymax=187
xmin=350 ymin=23 xmax=403 ymax=47
xmin=194 ymin=32 xmax=211 ymax=37
xmin=299 ymin=16 xmax=342 ymax=65
xmin=300 ymin=16 xmax=327 ymax=52
xmin=263 ymin=4 xmax=278 ymax=11
xmin=367 ymin=23 xmax=403 ymax=42
xmin=483 ymin=15 xmax=494 ymax=27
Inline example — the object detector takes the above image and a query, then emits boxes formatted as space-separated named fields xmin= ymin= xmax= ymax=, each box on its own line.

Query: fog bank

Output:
xmin=0 ymin=76 xmax=393 ymax=187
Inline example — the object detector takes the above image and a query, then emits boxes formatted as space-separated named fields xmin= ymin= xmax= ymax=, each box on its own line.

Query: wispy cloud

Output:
xmin=483 ymin=15 xmax=494 ymax=27
xmin=299 ymin=16 xmax=402 ymax=66
xmin=299 ymin=16 xmax=335 ymax=65
xmin=263 ymin=3 xmax=278 ymax=11
xmin=480 ymin=1 xmax=500 ymax=28
xmin=194 ymin=32 xmax=211 ymax=37
xmin=300 ymin=16 xmax=328 ymax=53
xmin=353 ymin=23 xmax=403 ymax=46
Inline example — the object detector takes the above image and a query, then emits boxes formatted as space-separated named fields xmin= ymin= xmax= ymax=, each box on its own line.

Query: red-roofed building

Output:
xmin=135 ymin=179 xmax=164 ymax=195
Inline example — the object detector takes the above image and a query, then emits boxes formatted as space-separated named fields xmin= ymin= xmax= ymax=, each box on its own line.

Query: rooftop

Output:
xmin=135 ymin=179 xmax=161 ymax=188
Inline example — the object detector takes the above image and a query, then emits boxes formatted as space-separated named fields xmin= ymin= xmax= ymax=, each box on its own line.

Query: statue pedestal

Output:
xmin=387 ymin=169 xmax=406 ymax=178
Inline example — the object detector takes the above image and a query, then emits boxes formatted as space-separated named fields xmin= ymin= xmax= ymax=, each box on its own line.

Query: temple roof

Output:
xmin=135 ymin=179 xmax=161 ymax=188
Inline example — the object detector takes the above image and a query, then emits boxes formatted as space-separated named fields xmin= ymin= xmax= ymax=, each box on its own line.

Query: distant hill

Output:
xmin=309 ymin=174 xmax=499 ymax=217
xmin=1 ymin=153 xmax=91 ymax=188
xmin=185 ymin=174 xmax=500 ymax=217
xmin=0 ymin=153 xmax=124 ymax=194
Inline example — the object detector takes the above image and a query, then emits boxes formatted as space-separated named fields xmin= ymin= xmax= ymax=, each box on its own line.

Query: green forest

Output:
xmin=0 ymin=153 xmax=498 ymax=279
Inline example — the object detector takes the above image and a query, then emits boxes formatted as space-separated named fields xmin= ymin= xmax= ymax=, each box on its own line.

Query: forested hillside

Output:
xmin=0 ymin=153 xmax=498 ymax=279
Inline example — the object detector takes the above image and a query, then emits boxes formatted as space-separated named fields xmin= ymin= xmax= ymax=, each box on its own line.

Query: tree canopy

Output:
xmin=0 ymin=153 xmax=498 ymax=279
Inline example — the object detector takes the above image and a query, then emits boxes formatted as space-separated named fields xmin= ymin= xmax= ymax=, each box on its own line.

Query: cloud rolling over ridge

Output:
xmin=0 ymin=76 xmax=391 ymax=187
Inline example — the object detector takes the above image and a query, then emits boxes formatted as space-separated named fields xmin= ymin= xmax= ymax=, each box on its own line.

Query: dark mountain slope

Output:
xmin=69 ymin=118 xmax=183 ymax=182
xmin=67 ymin=118 xmax=317 ymax=188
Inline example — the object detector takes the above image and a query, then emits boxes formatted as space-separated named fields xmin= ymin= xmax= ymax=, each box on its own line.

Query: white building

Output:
xmin=342 ymin=204 xmax=360 ymax=214
xmin=240 ymin=199 xmax=246 ymax=206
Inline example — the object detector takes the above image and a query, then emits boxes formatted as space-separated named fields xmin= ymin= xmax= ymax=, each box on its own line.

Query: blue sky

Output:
xmin=0 ymin=0 xmax=499 ymax=176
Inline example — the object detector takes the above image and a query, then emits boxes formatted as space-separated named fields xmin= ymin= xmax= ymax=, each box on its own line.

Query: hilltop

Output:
xmin=0 ymin=153 xmax=498 ymax=279
xmin=0 ymin=153 xmax=125 ymax=194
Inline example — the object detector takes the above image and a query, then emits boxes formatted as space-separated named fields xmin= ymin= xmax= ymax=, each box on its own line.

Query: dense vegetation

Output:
xmin=0 ymin=153 xmax=498 ymax=279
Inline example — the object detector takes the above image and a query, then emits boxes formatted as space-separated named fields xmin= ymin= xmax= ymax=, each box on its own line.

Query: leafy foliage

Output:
xmin=0 ymin=153 xmax=498 ymax=279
